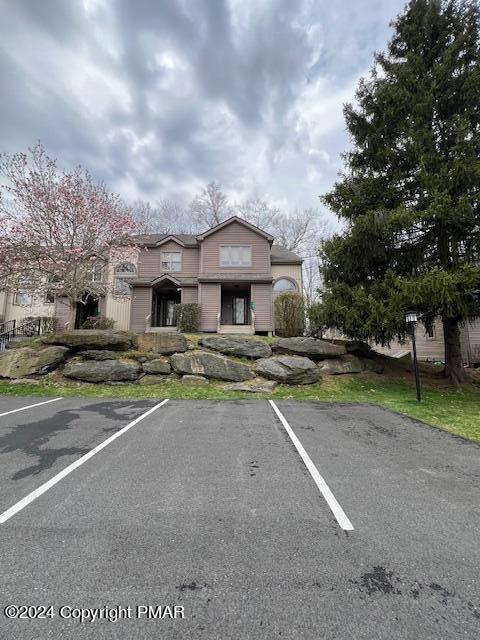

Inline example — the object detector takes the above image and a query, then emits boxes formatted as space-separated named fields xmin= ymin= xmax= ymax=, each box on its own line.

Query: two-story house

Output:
xmin=1 ymin=217 xmax=303 ymax=336
xmin=125 ymin=216 xmax=303 ymax=335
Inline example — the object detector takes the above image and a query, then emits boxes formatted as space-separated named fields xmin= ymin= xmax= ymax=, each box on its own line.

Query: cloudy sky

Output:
xmin=0 ymin=0 xmax=407 ymax=221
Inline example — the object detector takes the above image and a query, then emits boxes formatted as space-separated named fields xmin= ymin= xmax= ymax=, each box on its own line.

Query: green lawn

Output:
xmin=1 ymin=373 xmax=479 ymax=443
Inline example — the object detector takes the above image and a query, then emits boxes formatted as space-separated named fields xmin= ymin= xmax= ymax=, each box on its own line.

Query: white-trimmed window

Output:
xmin=14 ymin=277 xmax=33 ymax=305
xmin=219 ymin=245 xmax=252 ymax=267
xmin=161 ymin=251 xmax=181 ymax=272
xmin=114 ymin=262 xmax=136 ymax=295
xmin=88 ymin=263 xmax=103 ymax=282
xmin=273 ymin=277 xmax=297 ymax=293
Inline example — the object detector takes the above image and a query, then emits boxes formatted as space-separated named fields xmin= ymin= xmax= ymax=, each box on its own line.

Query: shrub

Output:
xmin=81 ymin=316 xmax=115 ymax=330
xmin=306 ymin=303 xmax=325 ymax=338
xmin=23 ymin=316 xmax=58 ymax=334
xmin=175 ymin=303 xmax=201 ymax=332
xmin=274 ymin=292 xmax=305 ymax=337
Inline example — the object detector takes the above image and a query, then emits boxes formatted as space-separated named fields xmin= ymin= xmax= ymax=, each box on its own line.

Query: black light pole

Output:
xmin=406 ymin=311 xmax=421 ymax=402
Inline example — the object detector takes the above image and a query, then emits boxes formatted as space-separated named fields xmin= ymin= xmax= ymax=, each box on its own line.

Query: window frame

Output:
xmin=161 ymin=251 xmax=182 ymax=272
xmin=219 ymin=245 xmax=252 ymax=268
xmin=273 ymin=277 xmax=298 ymax=293
xmin=14 ymin=277 xmax=33 ymax=306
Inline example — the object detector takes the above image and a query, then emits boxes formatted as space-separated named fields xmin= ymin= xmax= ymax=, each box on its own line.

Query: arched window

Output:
xmin=273 ymin=278 xmax=297 ymax=293
xmin=115 ymin=262 xmax=136 ymax=275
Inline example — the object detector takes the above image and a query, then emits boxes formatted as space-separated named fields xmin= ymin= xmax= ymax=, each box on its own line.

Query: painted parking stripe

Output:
xmin=0 ymin=399 xmax=169 ymax=525
xmin=269 ymin=400 xmax=354 ymax=531
xmin=0 ymin=397 xmax=63 ymax=418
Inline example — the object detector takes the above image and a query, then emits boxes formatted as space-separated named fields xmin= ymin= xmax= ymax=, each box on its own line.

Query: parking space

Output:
xmin=0 ymin=398 xmax=478 ymax=639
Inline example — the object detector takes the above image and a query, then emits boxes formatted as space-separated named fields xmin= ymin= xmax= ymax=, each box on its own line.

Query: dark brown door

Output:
xmin=232 ymin=297 xmax=247 ymax=325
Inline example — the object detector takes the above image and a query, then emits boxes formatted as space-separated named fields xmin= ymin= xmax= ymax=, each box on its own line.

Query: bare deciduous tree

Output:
xmin=189 ymin=181 xmax=231 ymax=231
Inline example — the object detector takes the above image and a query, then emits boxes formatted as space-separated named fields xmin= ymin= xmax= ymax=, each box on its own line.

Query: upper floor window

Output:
xmin=14 ymin=277 xmax=33 ymax=305
xmin=220 ymin=245 xmax=252 ymax=267
xmin=161 ymin=251 xmax=181 ymax=272
xmin=115 ymin=262 xmax=136 ymax=275
xmin=273 ymin=278 xmax=297 ymax=293
xmin=88 ymin=263 xmax=103 ymax=282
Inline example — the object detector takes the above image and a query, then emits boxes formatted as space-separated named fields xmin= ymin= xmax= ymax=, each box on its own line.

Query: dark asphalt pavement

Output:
xmin=0 ymin=396 xmax=478 ymax=639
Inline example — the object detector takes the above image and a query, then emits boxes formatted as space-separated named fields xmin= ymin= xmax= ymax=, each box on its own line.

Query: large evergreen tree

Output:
xmin=320 ymin=0 xmax=480 ymax=384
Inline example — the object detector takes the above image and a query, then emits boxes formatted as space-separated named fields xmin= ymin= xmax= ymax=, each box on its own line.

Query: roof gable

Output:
xmin=196 ymin=216 xmax=274 ymax=243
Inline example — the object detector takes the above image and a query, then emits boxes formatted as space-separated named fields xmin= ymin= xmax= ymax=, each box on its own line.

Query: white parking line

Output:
xmin=0 ymin=399 xmax=169 ymax=525
xmin=269 ymin=400 xmax=354 ymax=531
xmin=0 ymin=397 xmax=63 ymax=418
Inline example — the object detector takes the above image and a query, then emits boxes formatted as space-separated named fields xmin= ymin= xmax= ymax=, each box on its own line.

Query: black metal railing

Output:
xmin=0 ymin=319 xmax=16 ymax=335
xmin=0 ymin=318 xmax=42 ymax=352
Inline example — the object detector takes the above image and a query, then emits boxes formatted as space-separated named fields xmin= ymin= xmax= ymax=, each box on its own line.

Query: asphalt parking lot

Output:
xmin=0 ymin=396 xmax=478 ymax=639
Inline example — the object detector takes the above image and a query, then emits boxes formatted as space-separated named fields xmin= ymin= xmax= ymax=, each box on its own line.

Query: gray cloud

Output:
xmin=0 ymin=0 xmax=407 ymax=221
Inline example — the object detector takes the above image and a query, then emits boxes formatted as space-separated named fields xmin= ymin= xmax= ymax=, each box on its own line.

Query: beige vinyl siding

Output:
xmin=271 ymin=264 xmax=302 ymax=292
xmin=138 ymin=242 xmax=199 ymax=278
xmin=199 ymin=283 xmax=220 ymax=331
xmin=105 ymin=296 xmax=131 ymax=330
xmin=181 ymin=287 xmax=198 ymax=304
xmin=375 ymin=318 xmax=446 ymax=361
xmin=463 ymin=319 xmax=480 ymax=364
xmin=0 ymin=290 xmax=7 ymax=322
xmin=201 ymin=221 xmax=270 ymax=273
xmin=130 ymin=287 xmax=152 ymax=332
xmin=251 ymin=283 xmax=273 ymax=331
xmin=3 ymin=292 xmax=55 ymax=324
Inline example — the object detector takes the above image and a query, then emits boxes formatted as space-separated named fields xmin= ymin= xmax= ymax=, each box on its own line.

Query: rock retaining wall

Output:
xmin=0 ymin=331 xmax=385 ymax=390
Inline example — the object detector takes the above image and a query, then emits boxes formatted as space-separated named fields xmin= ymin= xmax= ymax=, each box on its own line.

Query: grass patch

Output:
xmin=0 ymin=372 xmax=478 ymax=443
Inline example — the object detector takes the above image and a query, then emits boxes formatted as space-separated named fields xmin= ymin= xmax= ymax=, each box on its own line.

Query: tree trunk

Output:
xmin=68 ymin=301 xmax=77 ymax=330
xmin=442 ymin=315 xmax=466 ymax=385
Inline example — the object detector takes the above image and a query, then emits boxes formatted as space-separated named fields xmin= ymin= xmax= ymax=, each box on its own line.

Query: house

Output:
xmin=374 ymin=317 xmax=480 ymax=366
xmin=0 ymin=217 xmax=303 ymax=336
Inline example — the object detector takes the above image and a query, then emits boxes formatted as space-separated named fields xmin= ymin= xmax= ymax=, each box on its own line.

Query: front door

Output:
xmin=162 ymin=299 xmax=177 ymax=326
xmin=233 ymin=297 xmax=247 ymax=325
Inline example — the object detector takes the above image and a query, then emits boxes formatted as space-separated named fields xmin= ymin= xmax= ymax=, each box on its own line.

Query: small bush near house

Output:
xmin=274 ymin=292 xmax=305 ymax=337
xmin=81 ymin=316 xmax=115 ymax=330
xmin=175 ymin=303 xmax=201 ymax=332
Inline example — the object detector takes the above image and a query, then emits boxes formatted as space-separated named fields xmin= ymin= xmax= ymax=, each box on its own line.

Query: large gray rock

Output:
xmin=318 ymin=354 xmax=364 ymax=375
xmin=273 ymin=337 xmax=346 ymax=359
xmin=224 ymin=378 xmax=278 ymax=393
xmin=136 ymin=332 xmax=188 ymax=354
xmin=78 ymin=350 xmax=118 ymax=361
xmin=254 ymin=355 xmax=320 ymax=385
xmin=42 ymin=330 xmax=134 ymax=351
xmin=63 ymin=359 xmax=141 ymax=382
xmin=361 ymin=357 xmax=385 ymax=374
xmin=171 ymin=350 xmax=253 ymax=382
xmin=0 ymin=346 xmax=69 ymax=379
xmin=142 ymin=357 xmax=171 ymax=374
xmin=199 ymin=335 xmax=272 ymax=358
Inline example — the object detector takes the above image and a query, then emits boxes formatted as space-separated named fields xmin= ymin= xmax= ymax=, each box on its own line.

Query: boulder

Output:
xmin=224 ymin=378 xmax=278 ymax=393
xmin=254 ymin=355 xmax=320 ymax=385
xmin=181 ymin=374 xmax=209 ymax=385
xmin=42 ymin=330 xmax=134 ymax=351
xmin=171 ymin=350 xmax=254 ymax=382
xmin=142 ymin=357 xmax=171 ymax=374
xmin=331 ymin=339 xmax=373 ymax=355
xmin=318 ymin=354 xmax=364 ymax=375
xmin=136 ymin=374 xmax=171 ymax=385
xmin=0 ymin=346 xmax=69 ymax=379
xmin=199 ymin=335 xmax=272 ymax=358
xmin=78 ymin=350 xmax=118 ymax=361
xmin=273 ymin=337 xmax=346 ymax=359
xmin=63 ymin=359 xmax=141 ymax=382
xmin=136 ymin=332 xmax=187 ymax=355
xmin=361 ymin=357 xmax=385 ymax=374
